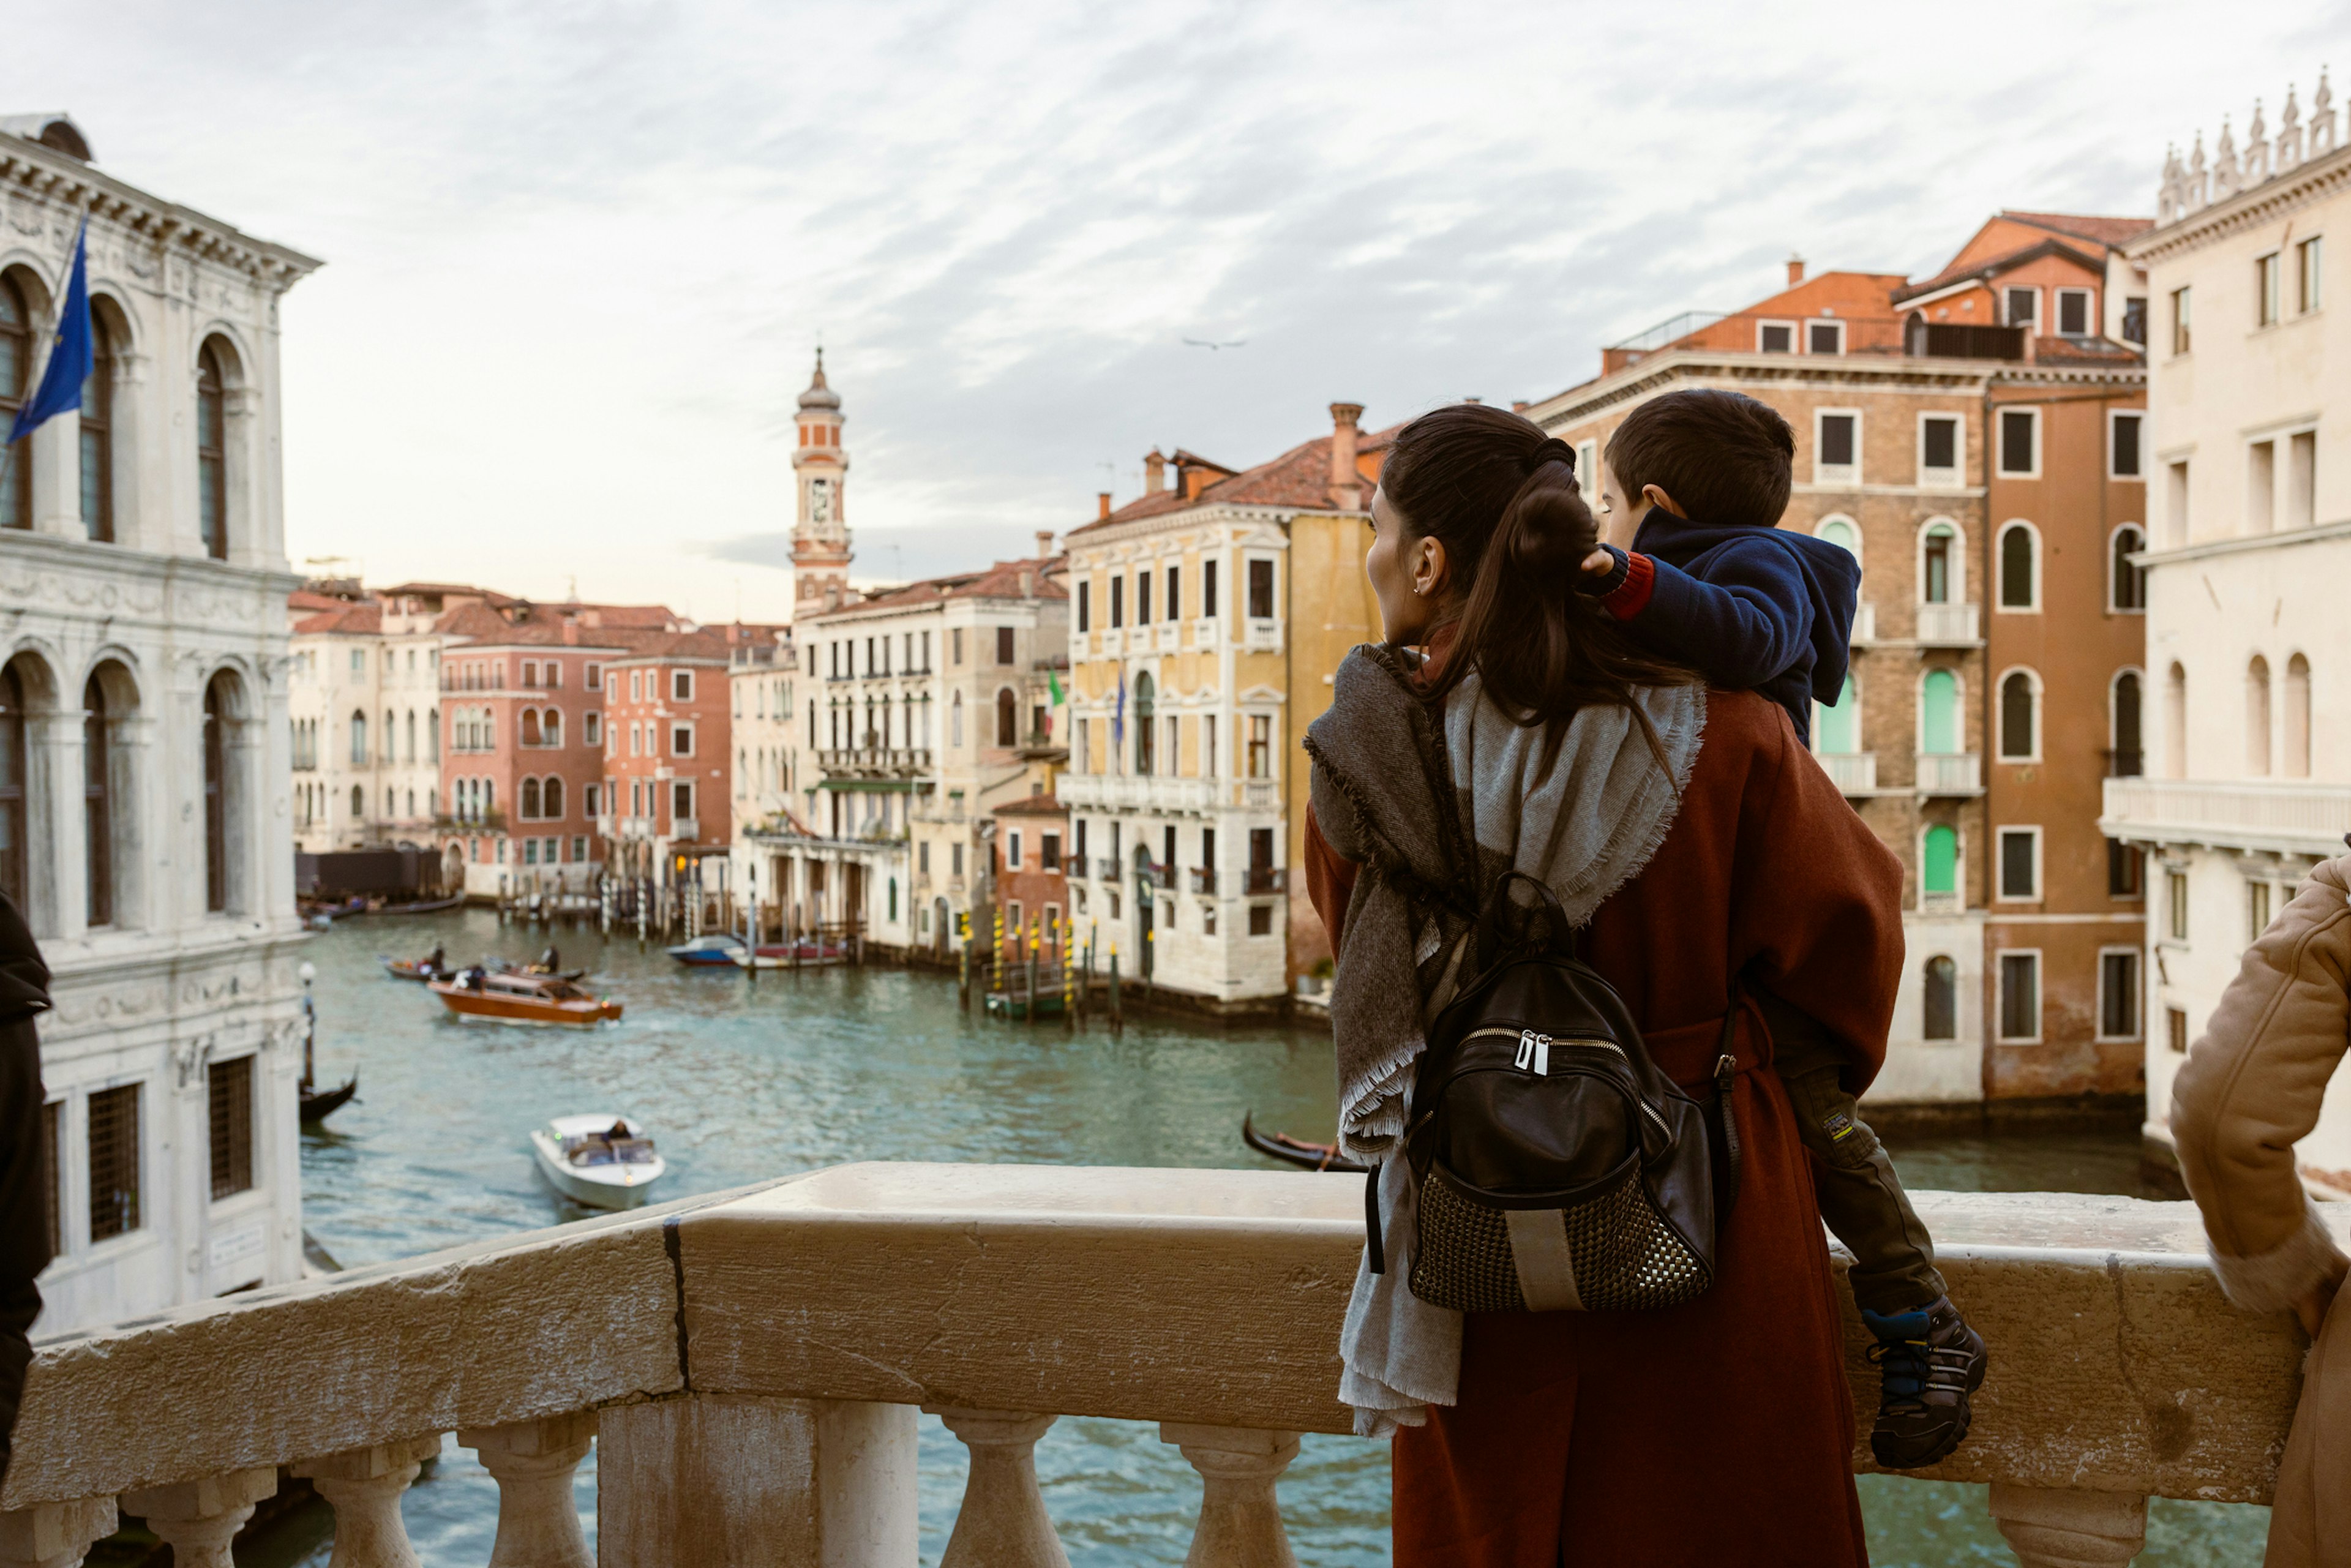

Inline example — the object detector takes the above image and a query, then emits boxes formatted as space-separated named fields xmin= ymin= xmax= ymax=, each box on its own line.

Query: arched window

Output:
xmin=1922 ymin=955 xmax=1958 ymax=1040
xmin=1815 ymin=516 xmax=1861 ymax=561
xmin=2111 ymin=670 xmax=2143 ymax=777
xmin=997 ymin=687 xmax=1019 ymax=749
xmin=197 ymin=341 xmax=229 ymax=560
xmin=1922 ymin=825 xmax=1959 ymax=898
xmin=2285 ymin=655 xmax=2312 ymax=779
xmin=542 ymin=709 xmax=561 ymax=747
xmin=1998 ymin=671 xmax=2038 ymax=760
xmin=951 ymin=691 xmax=964 ymax=747
xmin=81 ymin=310 xmax=113 ymax=542
xmin=2246 ymin=656 xmax=2273 ymax=776
xmin=349 ymin=710 xmax=368 ymax=765
xmin=1921 ymin=523 xmax=1957 ymax=604
xmin=2110 ymin=525 xmax=2147 ymax=611
xmin=383 ymin=708 xmax=394 ymax=763
xmin=1815 ymin=674 xmax=1859 ymax=755
xmin=0 ymin=272 xmax=29 ymax=530
xmin=1921 ymin=669 xmax=1959 ymax=754
xmin=520 ymin=709 xmax=542 ymax=746
xmin=83 ymin=672 xmax=113 ymax=927
xmin=405 ymin=710 xmax=416 ymax=762
xmin=1998 ymin=522 xmax=2037 ymax=609
xmin=0 ymin=662 xmax=24 ymax=907
xmin=350 ymin=784 xmax=364 ymax=820
xmin=203 ymin=677 xmax=233 ymax=911
xmin=429 ymin=707 xmax=439 ymax=763
xmin=542 ymin=776 xmax=564 ymax=820
xmin=1132 ymin=673 xmax=1155 ymax=774
xmin=520 ymin=777 xmax=542 ymax=819
xmin=2164 ymin=662 xmax=2188 ymax=779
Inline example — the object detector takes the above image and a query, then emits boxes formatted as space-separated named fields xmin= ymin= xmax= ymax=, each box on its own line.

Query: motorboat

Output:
xmin=483 ymin=955 xmax=588 ymax=982
xmin=667 ymin=932 xmax=746 ymax=966
xmin=429 ymin=970 xmax=623 ymax=1026
xmin=530 ymin=1114 xmax=667 ymax=1209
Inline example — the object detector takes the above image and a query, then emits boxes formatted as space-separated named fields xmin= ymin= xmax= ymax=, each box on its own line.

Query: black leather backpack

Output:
xmin=1378 ymin=873 xmax=1742 ymax=1315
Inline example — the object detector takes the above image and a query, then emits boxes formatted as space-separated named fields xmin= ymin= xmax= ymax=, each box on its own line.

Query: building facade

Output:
xmin=288 ymin=587 xmax=443 ymax=853
xmin=600 ymin=629 xmax=751 ymax=887
xmin=1 ymin=114 xmax=320 ymax=1332
xmin=2103 ymin=72 xmax=2351 ymax=1179
xmin=1529 ymin=216 xmax=2148 ymax=1105
xmin=1059 ymin=405 xmax=1385 ymax=1012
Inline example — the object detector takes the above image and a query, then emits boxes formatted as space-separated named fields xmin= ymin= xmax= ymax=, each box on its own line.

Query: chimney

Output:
xmin=1097 ymin=492 xmax=1112 ymax=520
xmin=1144 ymin=448 xmax=1166 ymax=495
xmin=1328 ymin=402 xmax=1365 ymax=510
xmin=1036 ymin=529 xmax=1057 ymax=558
xmin=1787 ymin=254 xmax=1806 ymax=287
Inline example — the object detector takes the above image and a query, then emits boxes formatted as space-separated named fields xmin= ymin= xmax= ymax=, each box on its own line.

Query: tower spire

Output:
xmin=790 ymin=350 xmax=850 ymax=615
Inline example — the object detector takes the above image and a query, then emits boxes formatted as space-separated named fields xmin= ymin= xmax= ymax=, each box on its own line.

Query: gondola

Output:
xmin=297 ymin=965 xmax=358 ymax=1124
xmin=483 ymin=956 xmax=589 ymax=982
xmin=1240 ymin=1112 xmax=1370 ymax=1174
xmin=353 ymin=893 xmax=463 ymax=917
xmin=300 ymin=1074 xmax=360 ymax=1123
xmin=380 ymin=955 xmax=449 ymax=982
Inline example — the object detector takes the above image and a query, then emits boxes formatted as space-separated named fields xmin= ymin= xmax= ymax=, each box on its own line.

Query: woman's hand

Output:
xmin=2293 ymin=1256 xmax=2349 ymax=1339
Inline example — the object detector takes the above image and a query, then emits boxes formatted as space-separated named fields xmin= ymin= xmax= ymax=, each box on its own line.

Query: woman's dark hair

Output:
xmin=1380 ymin=403 xmax=1696 ymax=741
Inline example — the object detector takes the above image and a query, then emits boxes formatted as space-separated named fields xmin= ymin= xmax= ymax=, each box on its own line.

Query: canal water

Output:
xmin=243 ymin=908 xmax=2265 ymax=1566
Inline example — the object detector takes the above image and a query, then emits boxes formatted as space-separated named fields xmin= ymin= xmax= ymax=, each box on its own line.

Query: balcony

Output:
xmin=1818 ymin=751 xmax=1879 ymax=795
xmin=1240 ymin=781 xmax=1277 ymax=811
xmin=1190 ymin=867 xmax=1218 ymax=895
xmin=1095 ymin=857 xmax=1122 ymax=881
xmin=1242 ymin=866 xmax=1287 ymax=895
xmin=1914 ymin=601 xmax=1981 ymax=646
xmin=1916 ymin=752 xmax=1982 ymax=796
xmin=1242 ymin=619 xmax=1283 ymax=653
xmin=819 ymin=748 xmax=932 ymax=780
xmin=2101 ymin=777 xmax=2351 ymax=858
xmin=673 ymin=818 xmax=700 ymax=842
xmin=0 ymin=1169 xmax=2314 ymax=1568
xmin=1058 ymin=774 xmax=1217 ymax=814
xmin=1193 ymin=617 xmax=1220 ymax=647
xmin=1850 ymin=601 xmax=1877 ymax=644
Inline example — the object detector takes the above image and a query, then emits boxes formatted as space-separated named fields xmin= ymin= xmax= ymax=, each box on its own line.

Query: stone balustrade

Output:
xmin=1 ymin=1165 xmax=2331 ymax=1567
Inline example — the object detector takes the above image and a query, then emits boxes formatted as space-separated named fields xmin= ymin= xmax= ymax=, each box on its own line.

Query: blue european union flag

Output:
xmin=7 ymin=217 xmax=90 ymax=444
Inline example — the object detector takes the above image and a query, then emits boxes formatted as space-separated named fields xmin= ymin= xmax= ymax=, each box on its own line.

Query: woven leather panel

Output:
xmin=1411 ymin=1172 xmax=1526 ymax=1313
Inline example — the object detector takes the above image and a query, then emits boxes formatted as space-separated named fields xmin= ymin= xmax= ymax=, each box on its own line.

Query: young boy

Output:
xmin=1580 ymin=387 xmax=1989 ymax=1470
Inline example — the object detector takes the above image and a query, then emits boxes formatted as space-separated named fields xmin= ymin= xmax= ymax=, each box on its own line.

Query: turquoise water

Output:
xmin=242 ymin=908 xmax=2265 ymax=1566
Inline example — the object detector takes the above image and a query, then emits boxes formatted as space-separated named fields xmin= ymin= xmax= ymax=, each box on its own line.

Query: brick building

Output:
xmin=990 ymin=793 xmax=1070 ymax=967
xmin=602 ymin=626 xmax=780 ymax=883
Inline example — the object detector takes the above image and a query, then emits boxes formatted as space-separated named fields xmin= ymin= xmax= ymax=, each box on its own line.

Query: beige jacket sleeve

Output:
xmin=2170 ymin=853 xmax=2351 ymax=1313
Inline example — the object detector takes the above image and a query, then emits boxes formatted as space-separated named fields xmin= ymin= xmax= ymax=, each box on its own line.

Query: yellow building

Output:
xmin=1058 ymin=404 xmax=1389 ymax=1012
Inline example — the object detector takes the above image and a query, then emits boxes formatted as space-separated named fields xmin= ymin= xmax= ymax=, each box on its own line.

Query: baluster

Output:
xmin=121 ymin=1468 xmax=277 ymax=1568
xmin=293 ymin=1434 xmax=444 ymax=1568
xmin=459 ymin=1413 xmax=594 ymax=1568
xmin=924 ymin=1406 xmax=1068 ymax=1568
xmin=1158 ymin=1424 xmax=1300 ymax=1568
xmin=1987 ymin=1484 xmax=2148 ymax=1567
xmin=0 ymin=1498 xmax=116 ymax=1568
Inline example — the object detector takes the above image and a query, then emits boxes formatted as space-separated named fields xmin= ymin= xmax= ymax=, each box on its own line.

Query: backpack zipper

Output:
xmin=1457 ymin=1026 xmax=1670 ymax=1139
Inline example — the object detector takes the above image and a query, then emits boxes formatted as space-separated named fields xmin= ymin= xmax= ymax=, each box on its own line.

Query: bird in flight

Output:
xmin=1182 ymin=336 xmax=1248 ymax=350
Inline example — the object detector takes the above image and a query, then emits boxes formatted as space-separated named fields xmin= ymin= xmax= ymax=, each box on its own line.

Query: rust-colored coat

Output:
xmin=1308 ymin=690 xmax=1904 ymax=1568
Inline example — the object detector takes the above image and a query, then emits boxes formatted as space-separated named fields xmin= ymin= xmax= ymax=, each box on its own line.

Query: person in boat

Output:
xmin=1305 ymin=404 xmax=1902 ymax=1566
xmin=427 ymin=943 xmax=446 ymax=977
xmin=537 ymin=945 xmax=560 ymax=973
xmin=465 ymin=965 xmax=487 ymax=991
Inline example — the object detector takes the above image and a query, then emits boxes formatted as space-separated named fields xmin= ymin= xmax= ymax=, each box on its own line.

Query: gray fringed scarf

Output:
xmin=1303 ymin=643 xmax=1706 ymax=1433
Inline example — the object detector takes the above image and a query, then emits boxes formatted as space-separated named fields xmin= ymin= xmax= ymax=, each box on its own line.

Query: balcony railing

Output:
xmin=1242 ymin=867 xmax=1287 ymax=895
xmin=1242 ymin=620 xmax=1283 ymax=653
xmin=1916 ymin=752 xmax=1984 ymax=796
xmin=2102 ymin=777 xmax=2351 ymax=858
xmin=818 ymin=748 xmax=932 ymax=779
xmin=0 ymin=1170 xmax=2316 ymax=1568
xmin=1190 ymin=868 xmax=1218 ymax=895
xmin=1914 ymin=602 xmax=1981 ymax=645
xmin=1095 ymin=857 xmax=1122 ymax=882
xmin=1819 ymin=751 xmax=1879 ymax=795
xmin=1850 ymin=601 xmax=1877 ymax=643
xmin=1059 ymin=775 xmax=1217 ymax=814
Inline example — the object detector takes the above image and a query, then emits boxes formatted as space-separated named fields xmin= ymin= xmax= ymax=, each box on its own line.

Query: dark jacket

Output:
xmin=1597 ymin=517 xmax=1861 ymax=746
xmin=0 ymin=890 xmax=50 ymax=1485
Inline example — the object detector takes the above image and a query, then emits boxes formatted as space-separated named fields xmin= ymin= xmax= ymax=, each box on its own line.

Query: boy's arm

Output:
xmin=1588 ymin=539 xmax=1820 ymax=689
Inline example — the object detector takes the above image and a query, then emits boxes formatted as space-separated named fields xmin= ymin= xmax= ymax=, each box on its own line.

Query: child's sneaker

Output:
xmin=1860 ymin=1296 xmax=1988 ymax=1468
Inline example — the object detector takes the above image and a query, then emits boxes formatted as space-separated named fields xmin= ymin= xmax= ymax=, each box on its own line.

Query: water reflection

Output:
xmin=262 ymin=910 xmax=2262 ymax=1566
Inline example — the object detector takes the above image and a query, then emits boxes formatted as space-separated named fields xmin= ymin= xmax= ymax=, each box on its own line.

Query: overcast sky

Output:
xmin=18 ymin=2 xmax=2342 ymax=620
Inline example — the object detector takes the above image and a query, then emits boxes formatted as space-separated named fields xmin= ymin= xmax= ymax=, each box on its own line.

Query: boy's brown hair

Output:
xmin=1604 ymin=388 xmax=1796 ymax=529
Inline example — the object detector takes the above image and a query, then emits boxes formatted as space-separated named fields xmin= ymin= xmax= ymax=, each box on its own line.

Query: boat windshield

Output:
xmin=561 ymin=1133 xmax=657 ymax=1166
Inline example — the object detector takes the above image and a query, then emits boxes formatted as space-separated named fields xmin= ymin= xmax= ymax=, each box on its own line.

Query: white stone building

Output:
xmin=0 ymin=114 xmax=318 ymax=1332
xmin=2103 ymin=70 xmax=2351 ymax=1179
xmin=288 ymin=590 xmax=443 ymax=852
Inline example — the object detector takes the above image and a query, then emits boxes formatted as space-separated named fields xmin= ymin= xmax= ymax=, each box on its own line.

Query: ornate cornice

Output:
xmin=2129 ymin=144 xmax=2351 ymax=266
xmin=0 ymin=133 xmax=322 ymax=289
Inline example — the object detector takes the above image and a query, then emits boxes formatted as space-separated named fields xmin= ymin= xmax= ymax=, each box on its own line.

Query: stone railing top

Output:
xmin=8 ymin=1165 xmax=2333 ymax=1512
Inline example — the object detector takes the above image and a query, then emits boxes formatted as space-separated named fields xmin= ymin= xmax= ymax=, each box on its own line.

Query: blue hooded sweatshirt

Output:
xmin=1600 ymin=517 xmax=1861 ymax=747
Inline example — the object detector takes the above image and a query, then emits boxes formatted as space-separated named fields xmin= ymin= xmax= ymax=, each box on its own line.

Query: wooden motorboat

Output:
xmin=667 ymin=933 xmax=746 ymax=966
xmin=530 ymin=1114 xmax=668 ymax=1209
xmin=430 ymin=970 xmax=622 ymax=1026
xmin=1241 ymin=1112 xmax=1369 ymax=1174
xmin=380 ymin=953 xmax=450 ymax=982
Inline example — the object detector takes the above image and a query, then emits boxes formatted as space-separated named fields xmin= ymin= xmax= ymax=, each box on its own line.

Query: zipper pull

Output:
xmin=1534 ymin=1033 xmax=1551 ymax=1076
xmin=1515 ymin=1030 xmax=1536 ymax=1071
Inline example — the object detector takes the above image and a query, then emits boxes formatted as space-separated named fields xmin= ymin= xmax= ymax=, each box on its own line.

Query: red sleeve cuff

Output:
xmin=1602 ymin=552 xmax=1656 ymax=619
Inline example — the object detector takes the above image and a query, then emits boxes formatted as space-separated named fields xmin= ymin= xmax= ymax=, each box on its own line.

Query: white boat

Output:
xmin=529 ymin=1114 xmax=669 ymax=1210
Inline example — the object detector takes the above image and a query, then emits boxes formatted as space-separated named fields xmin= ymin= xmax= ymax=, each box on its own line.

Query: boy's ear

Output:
xmin=1641 ymin=484 xmax=1688 ymax=520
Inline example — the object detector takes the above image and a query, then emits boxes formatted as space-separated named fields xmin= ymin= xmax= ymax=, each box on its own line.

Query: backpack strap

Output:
xmin=1709 ymin=976 xmax=1745 ymax=1219
xmin=1364 ymin=1165 xmax=1386 ymax=1275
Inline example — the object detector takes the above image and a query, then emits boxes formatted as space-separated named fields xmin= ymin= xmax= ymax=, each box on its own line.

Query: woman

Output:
xmin=1303 ymin=403 xmax=1902 ymax=1566
xmin=2169 ymin=856 xmax=2351 ymax=1567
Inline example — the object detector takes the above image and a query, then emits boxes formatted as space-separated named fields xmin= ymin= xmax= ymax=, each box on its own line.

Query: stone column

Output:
xmin=924 ymin=1406 xmax=1068 ymax=1568
xmin=121 ymin=1466 xmax=277 ymax=1568
xmin=1987 ymin=1484 xmax=2148 ymax=1567
xmin=0 ymin=1499 xmax=117 ymax=1568
xmin=293 ymin=1433 xmax=443 ymax=1568
xmin=459 ymin=1413 xmax=594 ymax=1568
xmin=1158 ymin=1424 xmax=1300 ymax=1568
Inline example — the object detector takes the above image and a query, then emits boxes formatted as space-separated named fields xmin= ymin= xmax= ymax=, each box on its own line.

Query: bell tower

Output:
xmin=790 ymin=350 xmax=851 ymax=613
